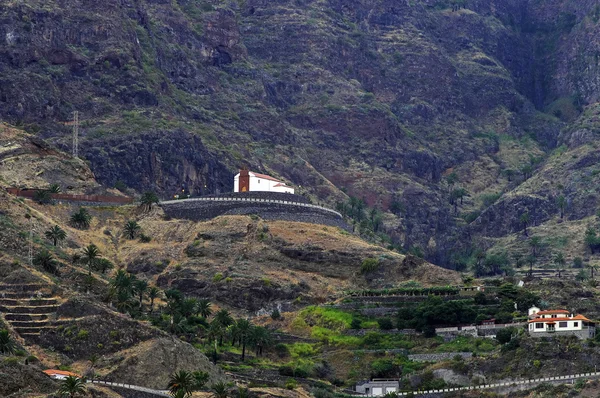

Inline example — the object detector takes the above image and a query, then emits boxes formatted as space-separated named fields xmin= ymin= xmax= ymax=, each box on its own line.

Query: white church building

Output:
xmin=234 ymin=169 xmax=294 ymax=194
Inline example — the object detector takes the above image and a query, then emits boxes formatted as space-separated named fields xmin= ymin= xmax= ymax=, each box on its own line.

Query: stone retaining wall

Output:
xmin=344 ymin=329 xmax=418 ymax=336
xmin=408 ymin=352 xmax=473 ymax=362
xmin=161 ymin=194 xmax=349 ymax=230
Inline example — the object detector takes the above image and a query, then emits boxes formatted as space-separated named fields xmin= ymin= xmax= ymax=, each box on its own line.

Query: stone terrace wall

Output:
xmin=408 ymin=352 xmax=473 ymax=362
xmin=199 ymin=191 xmax=311 ymax=204
xmin=161 ymin=194 xmax=350 ymax=230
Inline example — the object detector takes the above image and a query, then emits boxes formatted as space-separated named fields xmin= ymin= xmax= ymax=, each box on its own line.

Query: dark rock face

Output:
xmin=2 ymin=0 xmax=599 ymax=268
xmin=81 ymin=130 xmax=232 ymax=197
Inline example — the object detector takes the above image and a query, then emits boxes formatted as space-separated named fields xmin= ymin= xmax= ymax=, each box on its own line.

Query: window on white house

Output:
xmin=258 ymin=180 xmax=260 ymax=183
xmin=559 ymin=322 xmax=568 ymax=328
xmin=552 ymin=314 xmax=557 ymax=318
xmin=574 ymin=322 xmax=579 ymax=327
xmin=535 ymin=323 xmax=544 ymax=329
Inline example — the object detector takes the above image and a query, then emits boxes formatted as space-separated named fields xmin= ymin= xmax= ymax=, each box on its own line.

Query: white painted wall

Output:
xmin=234 ymin=172 xmax=294 ymax=194
xmin=530 ymin=320 xmax=584 ymax=332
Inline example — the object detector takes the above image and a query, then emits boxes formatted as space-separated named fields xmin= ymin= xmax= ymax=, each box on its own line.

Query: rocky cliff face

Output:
xmin=2 ymin=0 xmax=600 ymax=267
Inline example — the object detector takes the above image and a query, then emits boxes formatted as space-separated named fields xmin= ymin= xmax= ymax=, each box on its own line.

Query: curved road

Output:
xmin=395 ymin=371 xmax=600 ymax=396
xmin=89 ymin=370 xmax=600 ymax=397
xmin=89 ymin=380 xmax=170 ymax=397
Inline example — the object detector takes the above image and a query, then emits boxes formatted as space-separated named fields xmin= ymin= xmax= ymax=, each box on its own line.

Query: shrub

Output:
xmin=495 ymin=328 xmax=513 ymax=345
xmin=361 ymin=258 xmax=380 ymax=274
xmin=213 ymin=273 xmax=223 ymax=282
xmin=351 ymin=319 xmax=362 ymax=329
xmin=77 ymin=330 xmax=89 ymax=340
xmin=377 ymin=318 xmax=394 ymax=330
xmin=271 ymin=308 xmax=281 ymax=320
xmin=33 ymin=190 xmax=53 ymax=205
xmin=285 ymin=378 xmax=298 ymax=390
xmin=274 ymin=344 xmax=290 ymax=358
xmin=139 ymin=234 xmax=152 ymax=243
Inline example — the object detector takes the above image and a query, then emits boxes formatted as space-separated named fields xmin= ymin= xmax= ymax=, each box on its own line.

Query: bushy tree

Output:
xmin=70 ymin=208 xmax=91 ymax=229
xmin=33 ymin=250 xmax=59 ymax=274
xmin=124 ymin=220 xmax=141 ymax=239
xmin=82 ymin=244 xmax=100 ymax=276
xmin=168 ymin=370 xmax=195 ymax=397
xmin=45 ymin=225 xmax=67 ymax=247
xmin=211 ymin=382 xmax=229 ymax=398
xmin=496 ymin=328 xmax=514 ymax=345
xmin=140 ymin=192 xmax=159 ymax=212
xmin=33 ymin=190 xmax=53 ymax=205
xmin=58 ymin=376 xmax=86 ymax=398
xmin=0 ymin=329 xmax=16 ymax=354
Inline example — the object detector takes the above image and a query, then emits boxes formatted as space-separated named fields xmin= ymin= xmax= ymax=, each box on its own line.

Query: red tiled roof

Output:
xmin=534 ymin=309 xmax=569 ymax=315
xmin=273 ymin=183 xmax=289 ymax=187
xmin=249 ymin=171 xmax=282 ymax=183
xmin=44 ymin=369 xmax=81 ymax=378
xmin=528 ymin=314 xmax=592 ymax=323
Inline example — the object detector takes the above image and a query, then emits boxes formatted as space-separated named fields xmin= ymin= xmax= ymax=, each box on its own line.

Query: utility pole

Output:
xmin=25 ymin=214 xmax=33 ymax=266
xmin=72 ymin=110 xmax=79 ymax=158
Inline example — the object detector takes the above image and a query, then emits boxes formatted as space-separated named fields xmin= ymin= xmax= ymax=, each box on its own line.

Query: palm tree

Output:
xmin=557 ymin=195 xmax=566 ymax=219
xmin=588 ymin=263 xmax=599 ymax=280
xmin=140 ymin=192 xmax=159 ymax=212
xmin=111 ymin=269 xmax=135 ymax=297
xmin=210 ymin=382 xmax=229 ymax=398
xmin=96 ymin=258 xmax=114 ymax=274
xmin=236 ymin=387 xmax=250 ymax=398
xmin=192 ymin=371 xmax=210 ymax=390
xmin=554 ymin=252 xmax=566 ymax=277
xmin=236 ymin=319 xmax=252 ymax=361
xmin=250 ymin=326 xmax=272 ymax=357
xmin=134 ymin=279 xmax=148 ymax=310
xmin=45 ymin=225 xmax=67 ymax=246
xmin=124 ymin=220 xmax=141 ymax=239
xmin=148 ymin=286 xmax=161 ymax=313
xmin=197 ymin=299 xmax=212 ymax=318
xmin=82 ymin=244 xmax=100 ymax=276
xmin=520 ymin=212 xmax=530 ymax=236
xmin=525 ymin=254 xmax=536 ymax=277
xmin=70 ymin=208 xmax=92 ymax=229
xmin=49 ymin=184 xmax=62 ymax=193
xmin=529 ymin=236 xmax=542 ymax=257
xmin=33 ymin=189 xmax=53 ymax=204
xmin=214 ymin=309 xmax=234 ymax=345
xmin=0 ymin=329 xmax=16 ymax=354
xmin=168 ymin=370 xmax=195 ymax=397
xmin=207 ymin=321 xmax=225 ymax=357
xmin=58 ymin=375 xmax=87 ymax=398
xmin=33 ymin=250 xmax=59 ymax=274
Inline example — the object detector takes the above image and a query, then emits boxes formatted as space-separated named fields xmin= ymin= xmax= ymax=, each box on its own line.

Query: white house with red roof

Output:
xmin=43 ymin=369 xmax=82 ymax=380
xmin=234 ymin=169 xmax=294 ymax=194
xmin=527 ymin=307 xmax=595 ymax=339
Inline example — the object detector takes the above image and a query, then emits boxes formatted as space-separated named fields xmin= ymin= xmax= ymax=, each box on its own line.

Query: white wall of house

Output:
xmin=529 ymin=320 xmax=584 ymax=333
xmin=234 ymin=172 xmax=294 ymax=194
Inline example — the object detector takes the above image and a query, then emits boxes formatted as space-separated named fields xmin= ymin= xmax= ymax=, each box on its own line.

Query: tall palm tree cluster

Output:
xmin=109 ymin=269 xmax=160 ymax=316
xmin=107 ymin=274 xmax=273 ymax=361
xmin=335 ymin=196 xmax=384 ymax=235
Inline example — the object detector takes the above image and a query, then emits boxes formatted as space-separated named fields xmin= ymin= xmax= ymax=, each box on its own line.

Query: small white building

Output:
xmin=43 ymin=369 xmax=82 ymax=380
xmin=355 ymin=379 xmax=399 ymax=396
xmin=527 ymin=308 xmax=595 ymax=338
xmin=234 ymin=169 xmax=294 ymax=194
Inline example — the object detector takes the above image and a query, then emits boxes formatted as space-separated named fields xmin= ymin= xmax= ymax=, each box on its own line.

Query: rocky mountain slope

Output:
xmin=2 ymin=1 xmax=600 ymax=267
xmin=0 ymin=126 xmax=461 ymax=396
